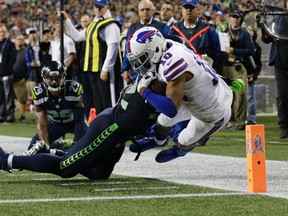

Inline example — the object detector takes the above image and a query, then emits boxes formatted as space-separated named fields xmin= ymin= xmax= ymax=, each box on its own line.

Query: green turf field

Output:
xmin=0 ymin=112 xmax=287 ymax=215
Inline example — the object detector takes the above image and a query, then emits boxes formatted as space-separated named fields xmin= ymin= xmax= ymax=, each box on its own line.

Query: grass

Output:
xmin=0 ymin=172 xmax=287 ymax=216
xmin=1 ymin=112 xmax=286 ymax=160
xmin=0 ymin=111 xmax=287 ymax=215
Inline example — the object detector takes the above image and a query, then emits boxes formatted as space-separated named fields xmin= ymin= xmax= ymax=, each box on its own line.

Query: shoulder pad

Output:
xmin=32 ymin=83 xmax=49 ymax=106
xmin=64 ymin=80 xmax=83 ymax=102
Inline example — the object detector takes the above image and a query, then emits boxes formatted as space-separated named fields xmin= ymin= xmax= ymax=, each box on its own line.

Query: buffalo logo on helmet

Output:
xmin=136 ymin=30 xmax=162 ymax=44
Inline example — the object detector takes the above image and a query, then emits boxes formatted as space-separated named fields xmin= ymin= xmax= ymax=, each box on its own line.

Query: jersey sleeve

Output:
xmin=64 ymin=81 xmax=83 ymax=102
xmin=31 ymin=83 xmax=49 ymax=106
xmin=162 ymin=55 xmax=188 ymax=82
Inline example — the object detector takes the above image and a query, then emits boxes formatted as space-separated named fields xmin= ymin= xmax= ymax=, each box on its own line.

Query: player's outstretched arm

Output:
xmin=34 ymin=105 xmax=49 ymax=145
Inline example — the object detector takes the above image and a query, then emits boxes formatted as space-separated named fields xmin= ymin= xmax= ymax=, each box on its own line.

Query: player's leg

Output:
xmin=0 ymin=147 xmax=62 ymax=175
xmin=129 ymin=105 xmax=191 ymax=154
xmin=80 ymin=142 xmax=125 ymax=180
xmin=155 ymin=106 xmax=231 ymax=163
xmin=0 ymin=108 xmax=117 ymax=178
xmin=58 ymin=108 xmax=122 ymax=178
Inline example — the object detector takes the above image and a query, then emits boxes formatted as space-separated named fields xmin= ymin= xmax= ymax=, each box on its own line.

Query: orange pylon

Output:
xmin=88 ymin=108 xmax=97 ymax=124
xmin=246 ymin=124 xmax=267 ymax=192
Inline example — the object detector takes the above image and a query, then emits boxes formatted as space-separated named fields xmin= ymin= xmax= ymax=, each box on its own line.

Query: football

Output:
xmin=148 ymin=79 xmax=167 ymax=96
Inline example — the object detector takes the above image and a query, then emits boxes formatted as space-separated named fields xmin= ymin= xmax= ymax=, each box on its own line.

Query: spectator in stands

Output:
xmin=214 ymin=10 xmax=228 ymax=32
xmin=0 ymin=24 xmax=16 ymax=123
xmin=120 ymin=0 xmax=171 ymax=84
xmin=50 ymin=23 xmax=76 ymax=80
xmin=13 ymin=34 xmax=28 ymax=122
xmin=246 ymin=25 xmax=262 ymax=125
xmin=40 ymin=29 xmax=52 ymax=64
xmin=160 ymin=1 xmax=177 ymax=27
xmin=75 ymin=14 xmax=92 ymax=117
xmin=115 ymin=16 xmax=127 ymax=60
xmin=25 ymin=28 xmax=42 ymax=96
xmin=59 ymin=0 xmax=121 ymax=115
xmin=169 ymin=0 xmax=221 ymax=71
xmin=221 ymin=9 xmax=254 ymax=130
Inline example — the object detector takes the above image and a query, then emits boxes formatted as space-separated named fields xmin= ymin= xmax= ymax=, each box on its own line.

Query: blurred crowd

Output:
xmin=0 ymin=0 xmax=261 ymax=41
xmin=0 ymin=0 xmax=265 ymax=127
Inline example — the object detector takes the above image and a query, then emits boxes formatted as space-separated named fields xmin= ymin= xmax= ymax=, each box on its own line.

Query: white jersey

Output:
xmin=158 ymin=40 xmax=232 ymax=123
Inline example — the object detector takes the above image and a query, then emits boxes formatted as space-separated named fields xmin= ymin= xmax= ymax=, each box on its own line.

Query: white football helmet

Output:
xmin=127 ymin=27 xmax=166 ymax=75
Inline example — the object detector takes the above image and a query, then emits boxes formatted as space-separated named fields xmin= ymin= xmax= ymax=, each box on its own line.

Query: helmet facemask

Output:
xmin=128 ymin=50 xmax=156 ymax=75
xmin=41 ymin=61 xmax=67 ymax=92
xmin=43 ymin=71 xmax=66 ymax=92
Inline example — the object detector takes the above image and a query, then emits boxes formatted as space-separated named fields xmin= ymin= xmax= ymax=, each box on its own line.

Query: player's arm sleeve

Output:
xmin=34 ymin=106 xmax=50 ymax=144
xmin=142 ymin=88 xmax=177 ymax=118
xmin=73 ymin=106 xmax=86 ymax=143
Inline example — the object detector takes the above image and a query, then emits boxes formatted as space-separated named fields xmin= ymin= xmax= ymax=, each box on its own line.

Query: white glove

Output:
xmin=137 ymin=72 xmax=157 ymax=93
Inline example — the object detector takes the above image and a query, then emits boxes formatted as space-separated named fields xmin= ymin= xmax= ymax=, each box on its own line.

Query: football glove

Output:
xmin=23 ymin=141 xmax=50 ymax=156
xmin=230 ymin=79 xmax=246 ymax=92
xmin=137 ymin=72 xmax=157 ymax=93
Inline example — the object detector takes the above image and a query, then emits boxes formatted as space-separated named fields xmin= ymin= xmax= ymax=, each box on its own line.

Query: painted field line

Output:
xmin=94 ymin=186 xmax=179 ymax=191
xmin=0 ymin=192 xmax=249 ymax=204
xmin=60 ymin=181 xmax=143 ymax=186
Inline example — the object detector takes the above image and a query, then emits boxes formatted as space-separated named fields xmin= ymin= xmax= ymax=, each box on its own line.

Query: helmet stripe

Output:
xmin=139 ymin=30 xmax=156 ymax=42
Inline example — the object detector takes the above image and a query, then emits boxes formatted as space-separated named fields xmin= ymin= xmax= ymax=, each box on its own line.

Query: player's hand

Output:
xmin=137 ymin=72 xmax=156 ymax=94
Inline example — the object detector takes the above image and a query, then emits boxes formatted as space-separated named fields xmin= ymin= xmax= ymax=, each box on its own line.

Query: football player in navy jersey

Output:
xmin=25 ymin=61 xmax=87 ymax=155
xmin=0 ymin=74 xmax=162 ymax=179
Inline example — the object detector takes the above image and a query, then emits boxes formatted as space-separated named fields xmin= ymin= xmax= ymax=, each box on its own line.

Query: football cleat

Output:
xmin=129 ymin=137 xmax=168 ymax=153
xmin=155 ymin=145 xmax=189 ymax=163
xmin=196 ymin=137 xmax=210 ymax=147
xmin=23 ymin=141 xmax=49 ymax=156
xmin=0 ymin=147 xmax=12 ymax=173
xmin=229 ymin=79 xmax=246 ymax=92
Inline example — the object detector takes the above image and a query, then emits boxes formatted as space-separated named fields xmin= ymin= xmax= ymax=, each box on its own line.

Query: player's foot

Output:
xmin=129 ymin=137 xmax=168 ymax=153
xmin=155 ymin=145 xmax=189 ymax=163
xmin=230 ymin=79 xmax=246 ymax=92
xmin=0 ymin=147 xmax=12 ymax=173
xmin=196 ymin=137 xmax=210 ymax=147
xmin=23 ymin=141 xmax=49 ymax=156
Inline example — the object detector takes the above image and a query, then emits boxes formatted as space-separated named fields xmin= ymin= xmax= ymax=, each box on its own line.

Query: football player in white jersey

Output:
xmin=127 ymin=26 xmax=233 ymax=163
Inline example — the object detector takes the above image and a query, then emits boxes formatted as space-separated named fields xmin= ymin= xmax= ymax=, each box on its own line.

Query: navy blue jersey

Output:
xmin=32 ymin=80 xmax=83 ymax=124
xmin=11 ymin=78 xmax=160 ymax=179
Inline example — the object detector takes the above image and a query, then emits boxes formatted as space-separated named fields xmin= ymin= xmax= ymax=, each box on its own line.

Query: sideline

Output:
xmin=0 ymin=192 xmax=248 ymax=204
xmin=114 ymin=149 xmax=288 ymax=200
xmin=1 ymin=135 xmax=288 ymax=200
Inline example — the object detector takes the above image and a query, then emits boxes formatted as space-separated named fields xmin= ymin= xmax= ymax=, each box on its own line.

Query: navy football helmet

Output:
xmin=41 ymin=61 xmax=67 ymax=92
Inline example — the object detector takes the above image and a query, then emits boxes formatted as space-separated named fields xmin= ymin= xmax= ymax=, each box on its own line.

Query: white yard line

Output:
xmin=1 ymin=135 xmax=288 ymax=200
xmin=0 ymin=192 xmax=248 ymax=204
xmin=114 ymin=149 xmax=288 ymax=200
